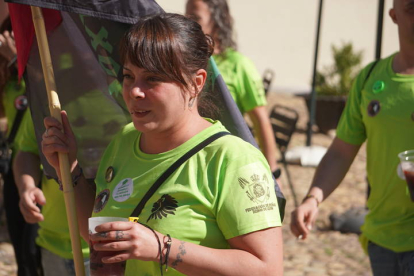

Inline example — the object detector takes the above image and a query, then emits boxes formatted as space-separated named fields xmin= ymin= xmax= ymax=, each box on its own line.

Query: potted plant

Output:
xmin=304 ymin=42 xmax=363 ymax=133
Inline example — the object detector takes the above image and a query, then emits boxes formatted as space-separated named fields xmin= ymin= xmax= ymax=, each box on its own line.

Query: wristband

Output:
xmin=272 ymin=168 xmax=281 ymax=179
xmin=58 ymin=167 xmax=83 ymax=191
xmin=302 ymin=194 xmax=320 ymax=207
xmin=164 ymin=234 xmax=172 ymax=272
xmin=139 ymin=222 xmax=163 ymax=275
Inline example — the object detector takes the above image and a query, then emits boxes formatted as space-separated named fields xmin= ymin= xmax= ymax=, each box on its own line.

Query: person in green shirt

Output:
xmin=291 ymin=0 xmax=414 ymax=275
xmin=185 ymin=0 xmax=281 ymax=181
xmin=41 ymin=13 xmax=283 ymax=275
xmin=0 ymin=15 xmax=41 ymax=276
xmin=13 ymin=111 xmax=90 ymax=276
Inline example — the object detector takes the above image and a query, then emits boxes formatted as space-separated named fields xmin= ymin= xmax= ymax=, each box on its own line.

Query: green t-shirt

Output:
xmin=337 ymin=53 xmax=414 ymax=253
xmin=93 ymin=120 xmax=281 ymax=275
xmin=16 ymin=111 xmax=89 ymax=259
xmin=3 ymin=76 xmax=28 ymax=156
xmin=214 ymin=49 xmax=267 ymax=114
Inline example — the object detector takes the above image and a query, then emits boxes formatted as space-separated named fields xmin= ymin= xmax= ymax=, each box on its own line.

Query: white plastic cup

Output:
xmin=398 ymin=150 xmax=414 ymax=202
xmin=88 ymin=217 xmax=128 ymax=276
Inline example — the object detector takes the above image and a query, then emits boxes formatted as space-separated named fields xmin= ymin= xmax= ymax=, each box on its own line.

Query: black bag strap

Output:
xmin=130 ymin=131 xmax=230 ymax=218
xmin=7 ymin=96 xmax=28 ymax=145
xmin=362 ymin=59 xmax=380 ymax=89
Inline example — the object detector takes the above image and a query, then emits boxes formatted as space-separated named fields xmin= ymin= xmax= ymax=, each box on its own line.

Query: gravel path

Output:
xmin=0 ymin=92 xmax=371 ymax=275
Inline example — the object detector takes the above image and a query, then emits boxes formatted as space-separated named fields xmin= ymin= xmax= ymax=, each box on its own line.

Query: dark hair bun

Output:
xmin=205 ymin=34 xmax=215 ymax=58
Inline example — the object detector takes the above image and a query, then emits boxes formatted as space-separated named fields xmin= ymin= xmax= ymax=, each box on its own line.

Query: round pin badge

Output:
xmin=112 ymin=178 xmax=133 ymax=202
xmin=93 ymin=189 xmax=110 ymax=213
xmin=14 ymin=95 xmax=28 ymax=111
xmin=105 ymin=166 xmax=114 ymax=183
xmin=372 ymin=81 xmax=385 ymax=94
xmin=367 ymin=100 xmax=381 ymax=117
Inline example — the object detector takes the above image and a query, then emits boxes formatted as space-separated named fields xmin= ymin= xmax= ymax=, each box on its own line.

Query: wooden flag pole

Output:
xmin=31 ymin=6 xmax=85 ymax=276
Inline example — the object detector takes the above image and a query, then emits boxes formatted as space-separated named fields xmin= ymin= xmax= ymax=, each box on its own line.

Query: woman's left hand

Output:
xmin=90 ymin=221 xmax=161 ymax=263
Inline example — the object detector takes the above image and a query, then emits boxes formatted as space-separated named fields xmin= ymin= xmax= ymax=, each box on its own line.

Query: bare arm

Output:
xmin=247 ymin=106 xmax=278 ymax=172
xmin=290 ymin=137 xmax=361 ymax=239
xmin=167 ymin=227 xmax=282 ymax=276
xmin=41 ymin=111 xmax=95 ymax=240
xmin=92 ymin=224 xmax=283 ymax=276
xmin=13 ymin=150 xmax=45 ymax=223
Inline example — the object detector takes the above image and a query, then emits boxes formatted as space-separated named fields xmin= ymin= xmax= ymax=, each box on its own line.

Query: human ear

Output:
xmin=194 ymin=69 xmax=207 ymax=95
xmin=389 ymin=8 xmax=397 ymax=24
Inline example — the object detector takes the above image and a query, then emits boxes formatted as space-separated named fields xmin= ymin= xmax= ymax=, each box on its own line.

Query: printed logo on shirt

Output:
xmin=146 ymin=194 xmax=178 ymax=222
xmin=239 ymin=173 xmax=271 ymax=204
xmin=93 ymin=189 xmax=110 ymax=213
xmin=112 ymin=178 xmax=133 ymax=202
xmin=239 ymin=173 xmax=277 ymax=214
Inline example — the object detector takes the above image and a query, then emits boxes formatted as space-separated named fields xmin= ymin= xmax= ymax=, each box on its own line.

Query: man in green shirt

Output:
xmin=291 ymin=0 xmax=414 ymax=275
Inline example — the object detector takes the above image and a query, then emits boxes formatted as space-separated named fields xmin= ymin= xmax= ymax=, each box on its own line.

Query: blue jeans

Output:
xmin=368 ymin=241 xmax=414 ymax=276
xmin=41 ymin=248 xmax=90 ymax=276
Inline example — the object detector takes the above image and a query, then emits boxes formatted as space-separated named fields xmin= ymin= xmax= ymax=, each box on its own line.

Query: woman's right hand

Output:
xmin=290 ymin=199 xmax=319 ymax=240
xmin=41 ymin=110 xmax=78 ymax=178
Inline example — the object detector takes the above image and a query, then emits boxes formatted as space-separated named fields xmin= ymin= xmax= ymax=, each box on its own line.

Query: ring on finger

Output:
xmin=45 ymin=128 xmax=50 ymax=137
xmin=98 ymin=232 xmax=108 ymax=238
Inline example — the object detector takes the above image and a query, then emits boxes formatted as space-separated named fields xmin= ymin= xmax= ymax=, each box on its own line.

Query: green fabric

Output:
xmin=17 ymin=112 xmax=90 ymax=259
xmin=93 ymin=120 xmax=281 ymax=275
xmin=3 ymin=76 xmax=28 ymax=157
xmin=14 ymin=109 xmax=38 ymax=155
xmin=337 ymin=53 xmax=414 ymax=253
xmin=213 ymin=49 xmax=267 ymax=114
xmin=61 ymin=88 xmax=130 ymax=179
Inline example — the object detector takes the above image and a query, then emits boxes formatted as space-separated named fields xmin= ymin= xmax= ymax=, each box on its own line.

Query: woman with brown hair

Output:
xmin=186 ymin=0 xmax=281 ymax=181
xmin=42 ymin=13 xmax=283 ymax=275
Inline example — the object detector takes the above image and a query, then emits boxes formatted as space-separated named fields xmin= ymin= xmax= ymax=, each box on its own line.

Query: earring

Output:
xmin=188 ymin=97 xmax=196 ymax=108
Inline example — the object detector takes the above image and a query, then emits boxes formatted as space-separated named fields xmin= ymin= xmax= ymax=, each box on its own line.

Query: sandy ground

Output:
xmin=268 ymin=93 xmax=371 ymax=276
xmin=0 ymin=92 xmax=372 ymax=275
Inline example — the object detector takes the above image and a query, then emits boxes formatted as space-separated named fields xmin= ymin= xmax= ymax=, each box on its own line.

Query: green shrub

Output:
xmin=315 ymin=42 xmax=363 ymax=96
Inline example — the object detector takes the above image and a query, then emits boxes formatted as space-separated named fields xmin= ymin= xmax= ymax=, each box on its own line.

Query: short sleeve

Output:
xmin=15 ymin=110 xmax=39 ymax=155
xmin=336 ymin=65 xmax=370 ymax=145
xmin=236 ymin=57 xmax=267 ymax=113
xmin=215 ymin=151 xmax=281 ymax=239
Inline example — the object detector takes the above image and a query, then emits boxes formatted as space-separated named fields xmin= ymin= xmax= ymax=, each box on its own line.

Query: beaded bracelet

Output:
xmin=58 ymin=167 xmax=83 ymax=191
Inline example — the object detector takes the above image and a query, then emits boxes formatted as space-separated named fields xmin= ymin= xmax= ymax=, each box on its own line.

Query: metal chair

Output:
xmin=262 ymin=69 xmax=275 ymax=96
xmin=269 ymin=104 xmax=299 ymax=207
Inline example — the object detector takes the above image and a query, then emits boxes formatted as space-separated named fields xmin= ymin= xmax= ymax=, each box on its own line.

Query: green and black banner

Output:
xmin=6 ymin=0 xmax=284 ymax=218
